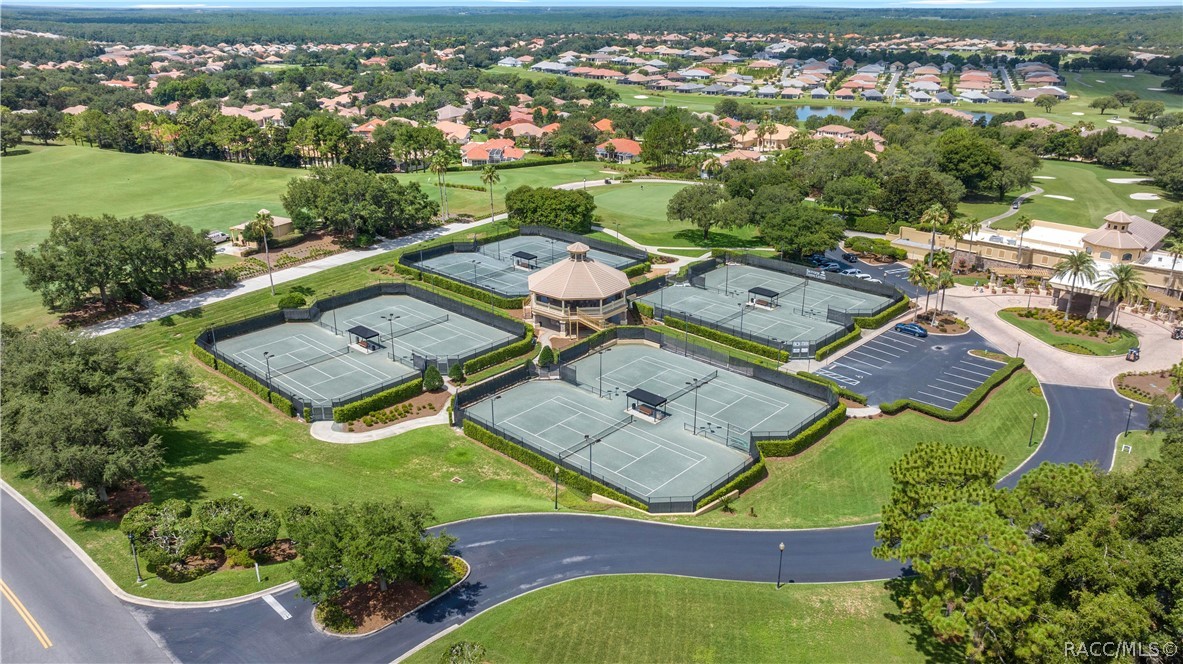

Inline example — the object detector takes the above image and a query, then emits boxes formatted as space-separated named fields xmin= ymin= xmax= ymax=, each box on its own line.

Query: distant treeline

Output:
xmin=3 ymin=7 xmax=1181 ymax=50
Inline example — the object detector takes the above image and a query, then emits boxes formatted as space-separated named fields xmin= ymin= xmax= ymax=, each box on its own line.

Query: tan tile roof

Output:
xmin=528 ymin=245 xmax=630 ymax=300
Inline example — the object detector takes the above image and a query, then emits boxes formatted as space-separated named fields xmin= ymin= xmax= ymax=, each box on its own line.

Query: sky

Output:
xmin=7 ymin=0 xmax=1182 ymax=8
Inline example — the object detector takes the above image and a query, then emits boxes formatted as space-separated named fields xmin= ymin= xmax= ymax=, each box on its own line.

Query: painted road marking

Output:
xmin=0 ymin=578 xmax=52 ymax=649
xmin=262 ymin=594 xmax=293 ymax=620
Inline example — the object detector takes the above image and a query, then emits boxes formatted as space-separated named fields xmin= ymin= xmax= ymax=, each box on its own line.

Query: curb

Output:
xmin=1 ymin=480 xmax=297 ymax=609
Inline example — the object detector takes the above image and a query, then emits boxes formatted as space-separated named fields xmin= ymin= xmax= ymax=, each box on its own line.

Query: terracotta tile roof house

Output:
xmin=717 ymin=117 xmax=747 ymax=132
xmin=781 ymin=87 xmax=804 ymax=99
xmin=461 ymin=138 xmax=525 ymax=166
xmin=434 ymin=120 xmax=471 ymax=143
xmin=594 ymin=118 xmax=614 ymax=133
xmin=465 ymin=90 xmax=502 ymax=103
xmin=502 ymin=122 xmax=548 ymax=138
xmin=62 ymin=105 xmax=89 ymax=115
xmin=748 ymin=60 xmax=780 ymax=69
xmin=1082 ymin=126 xmax=1156 ymax=141
xmin=715 ymin=149 xmax=763 ymax=167
xmin=955 ymin=79 xmax=993 ymax=92
xmin=926 ymin=107 xmax=974 ymax=122
xmin=371 ymin=93 xmax=423 ymax=110
xmin=435 ymin=104 xmax=468 ymax=122
xmin=351 ymin=117 xmax=387 ymax=140
xmin=1004 ymin=117 xmax=1069 ymax=131
xmin=834 ymin=89 xmax=857 ymax=100
xmin=596 ymin=138 xmax=643 ymax=162
xmin=734 ymin=123 xmax=798 ymax=151
xmin=812 ymin=124 xmax=856 ymax=140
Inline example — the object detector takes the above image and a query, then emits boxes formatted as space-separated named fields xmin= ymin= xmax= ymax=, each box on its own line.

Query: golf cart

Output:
xmin=1126 ymin=347 xmax=1141 ymax=362
xmin=1172 ymin=327 xmax=1183 ymax=340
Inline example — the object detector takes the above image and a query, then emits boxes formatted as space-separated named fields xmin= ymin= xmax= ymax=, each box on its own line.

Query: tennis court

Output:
xmin=639 ymin=263 xmax=895 ymax=349
xmin=213 ymin=294 xmax=517 ymax=404
xmin=463 ymin=344 xmax=830 ymax=505
xmin=414 ymin=235 xmax=640 ymax=297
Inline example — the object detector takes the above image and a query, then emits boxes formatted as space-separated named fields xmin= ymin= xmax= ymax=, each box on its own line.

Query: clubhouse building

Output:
xmin=527 ymin=242 xmax=631 ymax=336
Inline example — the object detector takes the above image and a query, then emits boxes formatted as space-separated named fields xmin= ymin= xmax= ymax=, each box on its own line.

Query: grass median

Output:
xmin=407 ymin=575 xmax=947 ymax=664
xmin=998 ymin=308 xmax=1138 ymax=356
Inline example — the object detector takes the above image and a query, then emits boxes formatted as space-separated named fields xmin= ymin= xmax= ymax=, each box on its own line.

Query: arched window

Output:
xmin=1085 ymin=246 xmax=1093 ymax=254
xmin=1121 ymin=253 xmax=1133 ymax=261
xmin=1099 ymin=251 xmax=1112 ymax=260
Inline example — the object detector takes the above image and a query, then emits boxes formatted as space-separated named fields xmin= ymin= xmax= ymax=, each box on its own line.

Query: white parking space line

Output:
xmin=917 ymin=390 xmax=959 ymax=405
xmin=961 ymin=360 xmax=1002 ymax=371
xmin=854 ymin=345 xmax=899 ymax=359
xmin=949 ymin=365 xmax=993 ymax=379
xmin=862 ymin=342 xmax=904 ymax=357
xmin=816 ymin=370 xmax=860 ymax=386
xmin=925 ymin=384 xmax=971 ymax=397
xmin=845 ymin=353 xmax=886 ymax=368
xmin=262 ymin=594 xmax=292 ymax=620
xmin=881 ymin=333 xmax=919 ymax=347
xmin=935 ymin=377 xmax=978 ymax=390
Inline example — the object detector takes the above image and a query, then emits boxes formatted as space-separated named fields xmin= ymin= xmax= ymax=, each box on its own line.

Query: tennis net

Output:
xmin=380 ymin=315 xmax=448 ymax=343
xmin=713 ymin=305 xmax=747 ymax=326
xmin=559 ymin=415 xmax=634 ymax=459
xmin=666 ymin=370 xmax=718 ymax=402
xmin=271 ymin=347 xmax=349 ymax=376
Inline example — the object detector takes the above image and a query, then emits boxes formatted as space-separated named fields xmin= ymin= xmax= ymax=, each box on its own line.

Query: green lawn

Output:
xmin=1046 ymin=71 xmax=1183 ymax=132
xmin=998 ymin=309 xmax=1139 ymax=356
xmin=408 ymin=575 xmax=943 ymax=664
xmin=1111 ymin=430 xmax=1164 ymax=474
xmin=0 ymin=144 xmax=299 ymax=328
xmin=658 ymin=247 xmax=714 ymax=258
xmin=648 ymin=370 xmax=1048 ymax=529
xmin=990 ymin=160 xmax=1174 ymax=230
xmin=0 ymin=369 xmax=570 ymax=601
xmin=591 ymin=182 xmax=765 ymax=248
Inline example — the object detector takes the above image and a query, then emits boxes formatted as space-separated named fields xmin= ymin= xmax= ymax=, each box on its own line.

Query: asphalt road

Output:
xmin=0 ymin=491 xmax=173 ymax=664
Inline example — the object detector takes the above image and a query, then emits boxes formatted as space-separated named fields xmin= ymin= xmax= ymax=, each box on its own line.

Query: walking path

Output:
xmin=982 ymin=186 xmax=1043 ymax=229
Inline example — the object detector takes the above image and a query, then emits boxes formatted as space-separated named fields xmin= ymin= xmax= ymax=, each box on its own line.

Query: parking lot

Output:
xmin=815 ymin=327 xmax=1006 ymax=409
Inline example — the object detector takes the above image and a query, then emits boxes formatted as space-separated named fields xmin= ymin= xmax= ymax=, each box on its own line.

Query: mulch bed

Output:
xmin=256 ymin=539 xmax=298 ymax=565
xmin=71 ymin=481 xmax=152 ymax=521
xmin=916 ymin=312 xmax=969 ymax=335
xmin=329 ymin=579 xmax=435 ymax=636
xmin=1116 ymin=372 xmax=1178 ymax=402
xmin=344 ymin=389 xmax=450 ymax=433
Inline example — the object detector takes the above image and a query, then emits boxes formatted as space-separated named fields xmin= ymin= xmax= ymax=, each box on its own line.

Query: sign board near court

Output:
xmin=805 ymin=269 xmax=826 ymax=281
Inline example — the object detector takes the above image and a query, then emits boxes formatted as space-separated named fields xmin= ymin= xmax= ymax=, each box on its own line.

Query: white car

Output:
xmin=207 ymin=231 xmax=230 ymax=244
xmin=860 ymin=276 xmax=883 ymax=283
xmin=839 ymin=268 xmax=866 ymax=277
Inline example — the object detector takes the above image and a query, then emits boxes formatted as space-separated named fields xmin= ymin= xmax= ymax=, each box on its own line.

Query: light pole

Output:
xmin=471 ymin=259 xmax=478 ymax=283
xmin=1016 ymin=340 xmax=1022 ymax=358
xmin=262 ymin=351 xmax=275 ymax=396
xmin=738 ymin=302 xmax=746 ymax=334
xmin=491 ymin=395 xmax=502 ymax=431
xmin=1124 ymin=403 xmax=1134 ymax=437
xmin=776 ymin=542 xmax=785 ymax=589
xmin=595 ymin=347 xmax=612 ymax=397
xmin=330 ymin=290 xmax=338 ymax=334
xmin=128 ymin=533 xmax=144 ymax=583
xmin=1026 ymin=287 xmax=1034 ymax=311
xmin=686 ymin=378 xmax=702 ymax=433
xmin=1029 ymin=412 xmax=1038 ymax=446
xmin=554 ymin=465 xmax=560 ymax=510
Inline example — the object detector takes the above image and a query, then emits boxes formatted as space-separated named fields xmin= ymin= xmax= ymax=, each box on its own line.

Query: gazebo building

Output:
xmin=527 ymin=242 xmax=631 ymax=337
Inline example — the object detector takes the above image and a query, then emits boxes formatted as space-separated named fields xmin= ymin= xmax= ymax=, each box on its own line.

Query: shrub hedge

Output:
xmin=634 ymin=300 xmax=655 ymax=319
xmin=454 ymin=156 xmax=573 ymax=172
xmin=463 ymin=420 xmax=647 ymax=511
xmin=853 ymin=297 xmax=910 ymax=330
xmin=332 ymin=378 xmax=424 ymax=422
xmin=665 ymin=316 xmax=781 ymax=361
xmin=392 ymin=262 xmax=526 ymax=310
xmin=879 ymin=358 xmax=1025 ymax=421
xmin=622 ymin=262 xmax=651 ymax=279
xmin=756 ymin=404 xmax=848 ymax=457
xmin=695 ymin=459 xmax=768 ymax=511
xmin=464 ymin=328 xmax=535 ymax=375
xmin=193 ymin=344 xmax=296 ymax=417
xmin=814 ymin=328 xmax=861 ymax=361
xmin=795 ymin=371 xmax=868 ymax=404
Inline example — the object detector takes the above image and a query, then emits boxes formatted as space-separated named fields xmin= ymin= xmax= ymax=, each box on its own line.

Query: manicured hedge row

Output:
xmin=879 ymin=357 xmax=1025 ymax=421
xmin=756 ymin=404 xmax=848 ymax=457
xmin=853 ymin=297 xmax=910 ymax=330
xmin=665 ymin=316 xmax=782 ymax=361
xmin=454 ymin=156 xmax=573 ymax=172
xmin=622 ymin=262 xmax=651 ymax=279
xmin=444 ymin=182 xmax=487 ymax=192
xmin=392 ymin=262 xmax=526 ymax=310
xmin=634 ymin=300 xmax=655 ymax=319
xmin=463 ymin=421 xmax=647 ymax=511
xmin=464 ymin=329 xmax=536 ymax=375
xmin=193 ymin=345 xmax=296 ymax=417
xmin=695 ymin=459 xmax=768 ymax=511
xmin=795 ymin=371 xmax=868 ymax=405
xmin=814 ymin=327 xmax=861 ymax=361
xmin=332 ymin=378 xmax=424 ymax=422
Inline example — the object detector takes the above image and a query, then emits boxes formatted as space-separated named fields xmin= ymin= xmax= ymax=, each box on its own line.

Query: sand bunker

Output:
xmin=1033 ymin=176 xmax=1056 ymax=180
xmin=1107 ymin=177 xmax=1152 ymax=184
xmin=1122 ymin=74 xmax=1135 ymax=78
xmin=1072 ymin=112 xmax=1085 ymax=116
xmin=633 ymin=95 xmax=649 ymax=99
xmin=1130 ymin=193 xmax=1161 ymax=201
xmin=1044 ymin=195 xmax=1075 ymax=201
xmin=1147 ymin=209 xmax=1158 ymax=214
xmin=1147 ymin=87 xmax=1167 ymax=92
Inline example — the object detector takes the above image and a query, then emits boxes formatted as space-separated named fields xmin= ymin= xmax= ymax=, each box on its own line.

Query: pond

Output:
xmin=788 ymin=105 xmax=993 ymax=124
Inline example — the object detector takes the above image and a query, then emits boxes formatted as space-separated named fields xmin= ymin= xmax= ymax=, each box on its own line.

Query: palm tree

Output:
xmin=701 ymin=155 xmax=723 ymax=179
xmin=963 ymin=217 xmax=982 ymax=269
xmin=1013 ymin=215 xmax=1034 ymax=267
xmin=1052 ymin=251 xmax=1098 ymax=320
xmin=937 ymin=269 xmax=955 ymax=314
xmin=1097 ymin=263 xmax=1147 ymax=332
xmin=919 ymin=204 xmax=949 ymax=266
xmin=244 ymin=209 xmax=276 ymax=296
xmin=480 ymin=164 xmax=501 ymax=223
xmin=1162 ymin=236 xmax=1183 ymax=296
xmin=908 ymin=262 xmax=937 ymax=316
xmin=430 ymin=153 xmax=451 ymax=220
xmin=757 ymin=121 xmax=776 ymax=151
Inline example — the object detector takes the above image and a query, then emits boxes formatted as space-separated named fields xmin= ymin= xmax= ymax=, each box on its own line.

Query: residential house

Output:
xmin=435 ymin=104 xmax=468 ymax=122
xmin=596 ymin=138 xmax=643 ymax=163
xmin=734 ymin=123 xmax=798 ymax=151
xmin=434 ymin=120 xmax=471 ymax=143
xmin=461 ymin=138 xmax=525 ymax=166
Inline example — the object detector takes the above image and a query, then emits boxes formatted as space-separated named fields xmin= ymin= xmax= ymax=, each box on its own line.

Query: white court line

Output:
xmin=294 ymin=333 xmax=389 ymax=381
xmin=643 ymin=457 xmax=707 ymax=496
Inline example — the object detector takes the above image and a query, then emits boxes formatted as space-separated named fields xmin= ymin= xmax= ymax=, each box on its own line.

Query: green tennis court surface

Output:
xmin=414 ymin=235 xmax=639 ymax=296
xmin=463 ymin=343 xmax=830 ymax=507
xmin=640 ymin=263 xmax=894 ymax=347
xmin=214 ymin=294 xmax=516 ymax=403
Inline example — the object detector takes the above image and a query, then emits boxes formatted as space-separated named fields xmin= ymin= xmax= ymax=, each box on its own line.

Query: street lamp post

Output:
xmin=1029 ymin=412 xmax=1038 ymax=446
xmin=128 ymin=533 xmax=144 ymax=583
xmin=738 ymin=302 xmax=746 ymax=333
xmin=1016 ymin=340 xmax=1022 ymax=358
xmin=554 ymin=466 xmax=560 ymax=510
xmin=595 ymin=348 xmax=612 ymax=398
xmin=330 ymin=290 xmax=338 ymax=334
xmin=776 ymin=542 xmax=785 ymax=589
xmin=262 ymin=352 xmax=275 ymax=397
xmin=1124 ymin=403 xmax=1135 ymax=437
xmin=686 ymin=378 xmax=702 ymax=433
xmin=491 ymin=395 xmax=502 ymax=431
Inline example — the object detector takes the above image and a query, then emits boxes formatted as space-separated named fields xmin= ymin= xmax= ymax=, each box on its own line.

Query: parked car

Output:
xmin=822 ymin=264 xmax=843 ymax=273
xmin=842 ymin=253 xmax=859 ymax=263
xmin=1012 ymin=201 xmax=1020 ymax=209
xmin=894 ymin=322 xmax=928 ymax=338
xmin=207 ymin=231 xmax=229 ymax=244
xmin=854 ymin=274 xmax=877 ymax=281
xmin=863 ymin=277 xmax=883 ymax=284
xmin=839 ymin=268 xmax=866 ymax=277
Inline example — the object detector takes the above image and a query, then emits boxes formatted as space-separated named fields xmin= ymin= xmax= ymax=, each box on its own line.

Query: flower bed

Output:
xmin=1114 ymin=370 xmax=1180 ymax=404
xmin=344 ymin=389 xmax=450 ymax=433
xmin=315 ymin=556 xmax=468 ymax=636
xmin=998 ymin=308 xmax=1138 ymax=356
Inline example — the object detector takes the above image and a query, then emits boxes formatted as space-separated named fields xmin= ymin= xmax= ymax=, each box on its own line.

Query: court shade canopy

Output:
xmin=346 ymin=325 xmax=379 ymax=344
xmin=626 ymin=387 xmax=668 ymax=420
xmin=748 ymin=286 xmax=779 ymax=307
